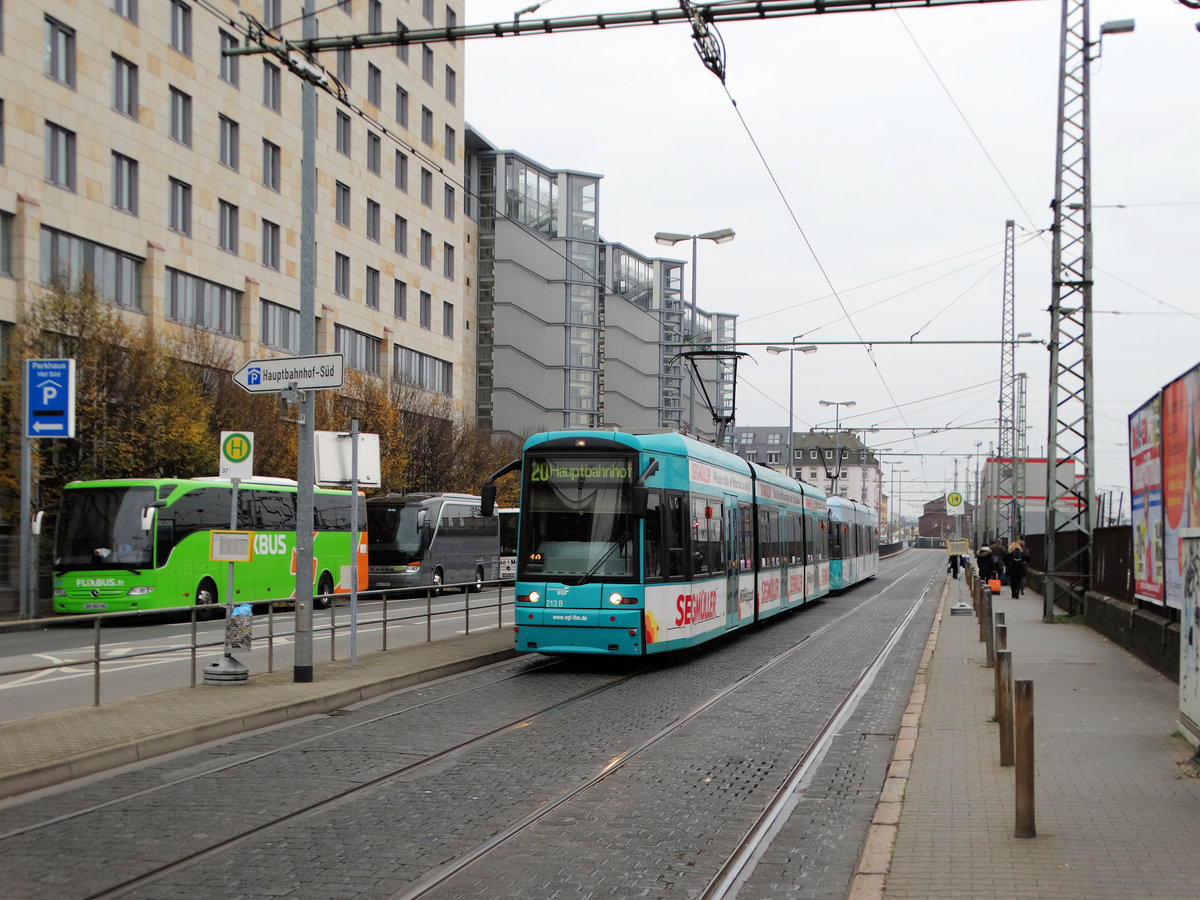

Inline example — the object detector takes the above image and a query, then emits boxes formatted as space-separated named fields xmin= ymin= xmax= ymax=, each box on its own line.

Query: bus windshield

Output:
xmin=56 ymin=485 xmax=157 ymax=571
xmin=366 ymin=501 xmax=424 ymax=565
xmin=519 ymin=455 xmax=636 ymax=583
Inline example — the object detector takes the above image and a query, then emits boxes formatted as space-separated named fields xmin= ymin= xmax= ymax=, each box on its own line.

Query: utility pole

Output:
xmin=998 ymin=219 xmax=1016 ymax=543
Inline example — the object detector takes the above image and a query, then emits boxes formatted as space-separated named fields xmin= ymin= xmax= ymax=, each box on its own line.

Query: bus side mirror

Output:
xmin=631 ymin=486 xmax=649 ymax=518
xmin=480 ymin=484 xmax=496 ymax=517
xmin=416 ymin=508 xmax=427 ymax=531
xmin=32 ymin=510 xmax=44 ymax=536
xmin=141 ymin=501 xmax=166 ymax=531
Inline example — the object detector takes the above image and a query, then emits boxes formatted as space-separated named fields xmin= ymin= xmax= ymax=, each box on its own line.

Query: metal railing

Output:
xmin=0 ymin=579 xmax=514 ymax=713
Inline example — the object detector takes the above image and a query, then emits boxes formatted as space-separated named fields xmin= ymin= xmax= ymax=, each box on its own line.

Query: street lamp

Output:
xmin=655 ymin=227 xmax=735 ymax=434
xmin=765 ymin=340 xmax=818 ymax=478
xmin=818 ymin=399 xmax=856 ymax=497
xmin=890 ymin=464 xmax=910 ymax=542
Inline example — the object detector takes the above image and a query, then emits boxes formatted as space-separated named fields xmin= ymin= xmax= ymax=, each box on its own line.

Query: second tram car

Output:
xmin=491 ymin=430 xmax=877 ymax=657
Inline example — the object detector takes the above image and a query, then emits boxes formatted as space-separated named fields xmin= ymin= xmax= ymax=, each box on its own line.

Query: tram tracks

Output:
xmin=4 ymin=551 xmax=936 ymax=900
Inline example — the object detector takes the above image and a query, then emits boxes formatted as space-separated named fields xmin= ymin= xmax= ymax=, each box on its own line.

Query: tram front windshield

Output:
xmin=56 ymin=486 xmax=157 ymax=570
xmin=519 ymin=455 xmax=636 ymax=584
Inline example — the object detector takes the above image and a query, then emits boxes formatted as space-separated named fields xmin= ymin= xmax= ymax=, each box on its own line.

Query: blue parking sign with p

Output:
xmin=26 ymin=358 xmax=76 ymax=439
xmin=247 ymin=366 xmax=262 ymax=386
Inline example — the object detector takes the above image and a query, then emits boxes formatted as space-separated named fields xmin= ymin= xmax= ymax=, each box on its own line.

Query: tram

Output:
xmin=484 ymin=430 xmax=878 ymax=657
xmin=827 ymin=496 xmax=879 ymax=590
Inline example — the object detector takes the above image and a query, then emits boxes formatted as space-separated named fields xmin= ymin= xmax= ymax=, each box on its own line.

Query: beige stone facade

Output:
xmin=0 ymin=0 xmax=474 ymax=416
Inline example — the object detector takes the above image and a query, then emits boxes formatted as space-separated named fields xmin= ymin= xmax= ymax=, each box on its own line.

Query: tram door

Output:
xmin=724 ymin=495 xmax=740 ymax=630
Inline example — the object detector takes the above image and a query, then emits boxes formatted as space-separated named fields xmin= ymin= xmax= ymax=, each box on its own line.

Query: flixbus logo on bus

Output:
xmin=254 ymin=533 xmax=289 ymax=555
xmin=530 ymin=461 xmax=632 ymax=482
xmin=76 ymin=577 xmax=122 ymax=588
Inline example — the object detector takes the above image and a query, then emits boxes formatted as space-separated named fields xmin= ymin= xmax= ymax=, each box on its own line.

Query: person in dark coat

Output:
xmin=948 ymin=552 xmax=960 ymax=579
xmin=1003 ymin=540 xmax=1029 ymax=599
xmin=976 ymin=545 xmax=994 ymax=581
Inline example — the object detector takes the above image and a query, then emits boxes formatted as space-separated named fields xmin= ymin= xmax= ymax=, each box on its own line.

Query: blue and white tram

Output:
xmin=496 ymin=430 xmax=836 ymax=657
xmin=827 ymin=496 xmax=879 ymax=590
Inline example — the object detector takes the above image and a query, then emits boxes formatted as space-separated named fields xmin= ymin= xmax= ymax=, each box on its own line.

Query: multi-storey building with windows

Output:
xmin=0 ymin=1 xmax=472 ymax=413
xmin=466 ymin=133 xmax=736 ymax=442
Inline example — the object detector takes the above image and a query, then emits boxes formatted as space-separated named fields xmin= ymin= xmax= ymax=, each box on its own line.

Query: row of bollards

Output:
xmin=968 ymin=569 xmax=1036 ymax=838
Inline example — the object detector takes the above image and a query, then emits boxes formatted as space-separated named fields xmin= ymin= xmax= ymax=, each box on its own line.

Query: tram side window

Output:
xmin=804 ymin=514 xmax=816 ymax=562
xmin=759 ymin=508 xmax=780 ymax=566
xmin=690 ymin=497 xmax=723 ymax=576
xmin=787 ymin=514 xmax=804 ymax=564
xmin=829 ymin=518 xmax=843 ymax=559
xmin=644 ymin=492 xmax=663 ymax=581
xmin=736 ymin=505 xmax=753 ymax=571
xmin=664 ymin=492 xmax=688 ymax=579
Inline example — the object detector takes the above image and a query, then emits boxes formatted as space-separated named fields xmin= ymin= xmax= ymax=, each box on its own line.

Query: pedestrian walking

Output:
xmin=948 ymin=552 xmax=960 ymax=579
xmin=1003 ymin=540 xmax=1029 ymax=599
xmin=976 ymin=545 xmax=994 ymax=581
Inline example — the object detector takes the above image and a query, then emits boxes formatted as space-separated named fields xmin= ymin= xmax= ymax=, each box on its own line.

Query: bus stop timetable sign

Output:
xmin=233 ymin=354 xmax=344 ymax=393
xmin=26 ymin=358 xmax=76 ymax=438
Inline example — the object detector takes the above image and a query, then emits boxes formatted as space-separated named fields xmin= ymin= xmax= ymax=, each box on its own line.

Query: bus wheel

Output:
xmin=432 ymin=567 xmax=444 ymax=597
xmin=314 ymin=572 xmax=334 ymax=609
xmin=196 ymin=578 xmax=220 ymax=619
xmin=469 ymin=566 xmax=484 ymax=593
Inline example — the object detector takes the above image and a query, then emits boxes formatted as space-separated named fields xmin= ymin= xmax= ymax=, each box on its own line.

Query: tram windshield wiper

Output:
xmin=573 ymin=530 xmax=630 ymax=585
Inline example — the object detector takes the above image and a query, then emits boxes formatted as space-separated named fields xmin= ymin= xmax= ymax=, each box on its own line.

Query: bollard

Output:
xmin=984 ymin=590 xmax=995 ymax=667
xmin=1014 ymin=679 xmax=1035 ymax=837
xmin=996 ymin=648 xmax=1013 ymax=766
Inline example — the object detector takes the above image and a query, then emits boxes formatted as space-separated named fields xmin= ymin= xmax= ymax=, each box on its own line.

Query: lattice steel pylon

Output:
xmin=998 ymin=220 xmax=1016 ymax=544
xmin=1045 ymin=0 xmax=1096 ymax=621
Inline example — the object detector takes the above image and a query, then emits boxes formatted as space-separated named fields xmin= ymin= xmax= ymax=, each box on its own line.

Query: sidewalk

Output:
xmin=0 ymin=628 xmax=517 ymax=800
xmin=854 ymin=574 xmax=1200 ymax=899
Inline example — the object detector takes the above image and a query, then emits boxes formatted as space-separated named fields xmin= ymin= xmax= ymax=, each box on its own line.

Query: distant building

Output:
xmin=728 ymin=427 xmax=884 ymax=515
xmin=919 ymin=496 xmax=976 ymax=541
xmin=466 ymin=134 xmax=736 ymax=441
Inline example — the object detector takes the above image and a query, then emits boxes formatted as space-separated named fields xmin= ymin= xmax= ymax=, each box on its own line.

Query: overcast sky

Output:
xmin=464 ymin=0 xmax=1200 ymax=518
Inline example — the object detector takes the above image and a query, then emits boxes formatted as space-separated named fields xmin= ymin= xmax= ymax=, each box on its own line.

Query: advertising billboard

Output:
xmin=1129 ymin=397 xmax=1164 ymax=604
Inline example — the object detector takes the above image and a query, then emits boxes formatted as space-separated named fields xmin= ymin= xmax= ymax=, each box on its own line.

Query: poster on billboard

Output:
xmin=1162 ymin=364 xmax=1200 ymax=612
xmin=1129 ymin=397 xmax=1164 ymax=604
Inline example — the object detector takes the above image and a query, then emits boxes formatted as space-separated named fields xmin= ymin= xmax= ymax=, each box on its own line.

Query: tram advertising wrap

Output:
xmin=502 ymin=430 xmax=878 ymax=657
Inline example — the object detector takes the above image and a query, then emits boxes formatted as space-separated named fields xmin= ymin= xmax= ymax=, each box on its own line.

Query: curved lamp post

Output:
xmin=819 ymin=399 xmax=856 ymax=497
xmin=766 ymin=341 xmax=818 ymax=478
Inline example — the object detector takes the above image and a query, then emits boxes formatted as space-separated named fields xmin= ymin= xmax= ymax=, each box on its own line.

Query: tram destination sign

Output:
xmin=233 ymin=354 xmax=344 ymax=393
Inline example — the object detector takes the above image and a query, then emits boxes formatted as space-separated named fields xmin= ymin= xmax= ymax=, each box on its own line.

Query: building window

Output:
xmin=369 ymin=0 xmax=383 ymax=32
xmin=443 ymin=243 xmax=454 ymax=280
xmin=395 ymin=21 xmax=409 ymax=64
xmin=444 ymin=185 xmax=455 ymax=222
xmin=219 ymin=200 xmax=238 ymax=254
xmin=419 ymin=290 xmax=431 ymax=329
xmin=395 ymin=150 xmax=408 ymax=191
xmin=219 ymin=115 xmax=239 ymax=170
xmin=44 ymin=122 xmax=76 ymax=190
xmin=334 ymin=252 xmax=349 ymax=297
xmin=393 ymin=279 xmax=406 ymax=319
xmin=444 ymin=125 xmax=456 ymax=162
xmin=422 ymin=0 xmax=434 ymax=24
xmin=445 ymin=66 xmax=457 ymax=105
xmin=394 ymin=215 xmax=407 ymax=255
xmin=394 ymin=345 xmax=452 ymax=396
xmin=442 ymin=301 xmax=453 ymax=338
xmin=366 ymin=266 xmax=379 ymax=309
xmin=419 ymin=230 xmax=431 ymax=268
xmin=263 ymin=61 xmax=281 ymax=112
xmin=45 ymin=16 xmax=76 ymax=87
xmin=335 ymin=324 xmax=381 ymax=375
xmin=219 ymin=31 xmax=239 ymax=86
xmin=262 ymin=219 xmax=280 ymax=270
xmin=112 ymin=55 xmax=138 ymax=118
xmin=336 ymin=110 xmax=351 ymax=156
xmin=446 ymin=5 xmax=457 ymax=43
xmin=263 ymin=0 xmax=281 ymax=31
xmin=367 ymin=63 xmax=381 ymax=106
xmin=336 ymin=48 xmax=351 ymax=86
xmin=112 ymin=152 xmax=137 ymax=214
xmin=169 ymin=86 xmax=192 ymax=146
xmin=261 ymin=299 xmax=298 ymax=351
xmin=422 ymin=46 xmax=434 ymax=85
xmin=169 ymin=1 xmax=191 ymax=57
xmin=169 ymin=177 xmax=191 ymax=234
xmin=420 ymin=168 xmax=433 ymax=207
xmin=421 ymin=106 xmax=433 ymax=145
xmin=366 ymin=199 xmax=380 ymax=242
xmin=0 ymin=213 xmax=12 ymax=276
xmin=367 ymin=131 xmax=381 ymax=174
xmin=263 ymin=139 xmax=281 ymax=191
xmin=338 ymin=0 xmax=351 ymax=13
xmin=335 ymin=182 xmax=350 ymax=226
xmin=396 ymin=86 xmax=409 ymax=126
xmin=166 ymin=267 xmax=241 ymax=336
xmin=114 ymin=0 xmax=138 ymax=24
xmin=40 ymin=225 xmax=143 ymax=309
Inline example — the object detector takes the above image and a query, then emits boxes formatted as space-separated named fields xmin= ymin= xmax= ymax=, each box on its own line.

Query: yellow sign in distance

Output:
xmin=947 ymin=491 xmax=963 ymax=507
xmin=220 ymin=430 xmax=254 ymax=478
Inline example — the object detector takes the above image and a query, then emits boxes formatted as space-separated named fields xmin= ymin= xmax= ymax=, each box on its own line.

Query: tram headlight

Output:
xmin=518 ymin=591 xmax=541 ymax=604
xmin=608 ymin=592 xmax=638 ymax=605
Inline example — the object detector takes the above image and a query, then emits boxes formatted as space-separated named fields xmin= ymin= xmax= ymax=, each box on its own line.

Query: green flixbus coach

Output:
xmin=52 ymin=477 xmax=366 ymax=614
